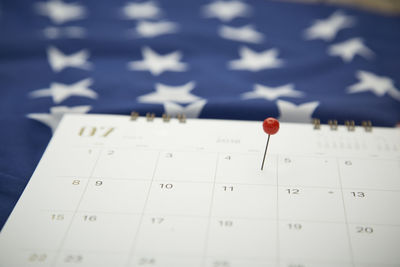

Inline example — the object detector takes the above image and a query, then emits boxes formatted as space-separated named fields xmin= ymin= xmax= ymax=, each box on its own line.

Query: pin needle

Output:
xmin=261 ymin=117 xmax=280 ymax=170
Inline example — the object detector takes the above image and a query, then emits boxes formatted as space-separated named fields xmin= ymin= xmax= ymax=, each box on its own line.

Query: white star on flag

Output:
xmin=304 ymin=11 xmax=355 ymax=41
xmin=127 ymin=47 xmax=188 ymax=76
xmin=228 ymin=46 xmax=283 ymax=71
xmin=202 ymin=0 xmax=251 ymax=22
xmin=138 ymin=81 xmax=202 ymax=104
xmin=43 ymin=26 xmax=86 ymax=39
xmin=277 ymin=100 xmax=319 ymax=123
xmin=123 ymin=1 xmax=161 ymax=20
xmin=347 ymin=70 xmax=400 ymax=101
xmin=164 ymin=100 xmax=207 ymax=118
xmin=133 ymin=21 xmax=178 ymax=38
xmin=27 ymin=105 xmax=91 ymax=133
xmin=328 ymin=38 xmax=374 ymax=62
xmin=242 ymin=84 xmax=304 ymax=101
xmin=47 ymin=46 xmax=92 ymax=72
xmin=219 ymin=25 xmax=264 ymax=44
xmin=35 ymin=0 xmax=87 ymax=24
xmin=29 ymin=78 xmax=98 ymax=104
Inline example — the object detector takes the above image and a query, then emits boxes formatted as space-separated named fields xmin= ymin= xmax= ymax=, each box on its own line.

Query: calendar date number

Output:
xmin=28 ymin=253 xmax=47 ymax=262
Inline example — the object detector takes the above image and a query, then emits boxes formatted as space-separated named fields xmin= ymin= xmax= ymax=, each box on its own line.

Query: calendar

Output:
xmin=0 ymin=114 xmax=399 ymax=267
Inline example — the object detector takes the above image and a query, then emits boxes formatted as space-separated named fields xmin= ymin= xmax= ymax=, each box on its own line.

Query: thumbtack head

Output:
xmin=263 ymin=117 xmax=280 ymax=135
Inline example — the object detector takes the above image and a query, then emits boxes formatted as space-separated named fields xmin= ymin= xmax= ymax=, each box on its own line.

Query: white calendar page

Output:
xmin=0 ymin=114 xmax=400 ymax=267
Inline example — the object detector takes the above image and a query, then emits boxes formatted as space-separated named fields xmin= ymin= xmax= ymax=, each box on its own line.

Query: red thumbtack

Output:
xmin=261 ymin=117 xmax=280 ymax=170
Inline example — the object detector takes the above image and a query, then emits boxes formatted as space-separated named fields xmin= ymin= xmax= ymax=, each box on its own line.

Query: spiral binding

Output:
xmin=362 ymin=120 xmax=373 ymax=132
xmin=312 ymin=118 xmax=372 ymax=132
xmin=328 ymin=120 xmax=338 ymax=130
xmin=345 ymin=120 xmax=355 ymax=131
xmin=129 ymin=112 xmax=373 ymax=131
xmin=130 ymin=112 xmax=139 ymax=121
xmin=130 ymin=111 xmax=186 ymax=123
xmin=146 ymin=112 xmax=155 ymax=121
xmin=312 ymin=118 xmax=321 ymax=130
xmin=162 ymin=113 xmax=171 ymax=122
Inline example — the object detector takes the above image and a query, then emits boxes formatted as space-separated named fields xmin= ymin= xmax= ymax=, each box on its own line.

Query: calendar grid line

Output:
xmin=336 ymin=158 xmax=356 ymax=267
xmin=276 ymin=155 xmax=280 ymax=266
xmin=125 ymin=151 xmax=161 ymax=267
xmin=50 ymin=175 xmax=400 ymax=192
xmin=206 ymin=256 xmax=353 ymax=265
xmin=201 ymin=153 xmax=219 ymax=267
xmin=69 ymin=145 xmax=400 ymax=161
xmin=13 ymin=247 xmax=400 ymax=267
xmin=36 ymin=209 xmax=400 ymax=227
xmin=51 ymin=149 xmax=104 ymax=267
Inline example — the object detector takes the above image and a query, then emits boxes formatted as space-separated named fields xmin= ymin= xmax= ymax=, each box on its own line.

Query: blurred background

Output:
xmin=0 ymin=0 xmax=399 ymax=228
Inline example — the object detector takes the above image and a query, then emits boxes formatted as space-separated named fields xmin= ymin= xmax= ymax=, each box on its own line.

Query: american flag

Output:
xmin=0 ymin=0 xmax=399 ymax=228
